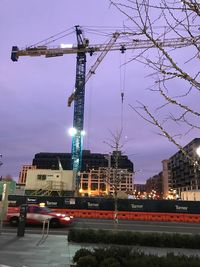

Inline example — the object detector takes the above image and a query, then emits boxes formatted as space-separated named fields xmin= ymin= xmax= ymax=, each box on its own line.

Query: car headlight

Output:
xmin=63 ymin=217 xmax=70 ymax=221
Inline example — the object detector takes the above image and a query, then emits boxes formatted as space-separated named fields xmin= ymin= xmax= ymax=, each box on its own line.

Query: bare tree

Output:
xmin=104 ymin=130 xmax=130 ymax=227
xmin=109 ymin=0 xmax=200 ymax=166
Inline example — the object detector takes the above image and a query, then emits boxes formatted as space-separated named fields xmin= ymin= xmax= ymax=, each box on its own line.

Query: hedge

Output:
xmin=68 ymin=229 xmax=200 ymax=249
xmin=72 ymin=247 xmax=200 ymax=267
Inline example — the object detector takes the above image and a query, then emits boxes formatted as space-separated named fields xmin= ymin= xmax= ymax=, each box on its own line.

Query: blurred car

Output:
xmin=6 ymin=205 xmax=74 ymax=227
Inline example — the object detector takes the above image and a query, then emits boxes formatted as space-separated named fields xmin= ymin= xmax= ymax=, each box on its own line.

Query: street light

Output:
xmin=196 ymin=146 xmax=200 ymax=157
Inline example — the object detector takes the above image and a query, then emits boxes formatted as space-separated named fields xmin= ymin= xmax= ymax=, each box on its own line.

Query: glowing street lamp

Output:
xmin=196 ymin=146 xmax=200 ymax=157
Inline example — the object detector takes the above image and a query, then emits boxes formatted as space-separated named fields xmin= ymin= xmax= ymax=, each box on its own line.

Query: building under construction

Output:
xmin=18 ymin=150 xmax=134 ymax=197
xmin=32 ymin=150 xmax=134 ymax=172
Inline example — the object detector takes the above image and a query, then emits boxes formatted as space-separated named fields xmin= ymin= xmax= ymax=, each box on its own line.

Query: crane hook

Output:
xmin=121 ymin=92 xmax=124 ymax=103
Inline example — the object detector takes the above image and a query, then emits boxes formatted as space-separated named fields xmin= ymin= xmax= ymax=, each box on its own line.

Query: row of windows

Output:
xmin=37 ymin=174 xmax=60 ymax=180
xmin=37 ymin=174 xmax=46 ymax=180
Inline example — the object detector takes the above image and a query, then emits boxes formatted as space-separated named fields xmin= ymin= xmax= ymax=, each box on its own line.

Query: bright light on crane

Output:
xmin=68 ymin=127 xmax=77 ymax=136
xmin=60 ymin=44 xmax=73 ymax=48
xmin=81 ymin=130 xmax=86 ymax=136
xmin=68 ymin=128 xmax=86 ymax=136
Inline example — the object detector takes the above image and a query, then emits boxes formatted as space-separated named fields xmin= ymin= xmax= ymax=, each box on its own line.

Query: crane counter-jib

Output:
xmin=11 ymin=36 xmax=199 ymax=62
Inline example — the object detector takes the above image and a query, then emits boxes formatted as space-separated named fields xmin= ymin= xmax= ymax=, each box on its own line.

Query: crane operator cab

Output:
xmin=11 ymin=46 xmax=19 ymax=61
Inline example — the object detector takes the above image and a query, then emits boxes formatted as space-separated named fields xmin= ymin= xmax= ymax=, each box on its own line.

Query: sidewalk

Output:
xmin=0 ymin=232 xmax=79 ymax=267
xmin=0 ymin=232 xmax=200 ymax=267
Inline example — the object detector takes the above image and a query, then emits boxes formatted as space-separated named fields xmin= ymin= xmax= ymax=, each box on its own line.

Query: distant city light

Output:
xmin=60 ymin=44 xmax=73 ymax=48
xmin=68 ymin=127 xmax=77 ymax=136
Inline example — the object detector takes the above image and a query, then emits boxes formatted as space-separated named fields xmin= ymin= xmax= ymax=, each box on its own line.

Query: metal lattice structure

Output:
xmin=71 ymin=26 xmax=87 ymax=191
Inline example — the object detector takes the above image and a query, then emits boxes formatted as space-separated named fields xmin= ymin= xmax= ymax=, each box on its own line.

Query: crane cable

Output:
xmin=119 ymin=50 xmax=126 ymax=133
xmin=28 ymin=27 xmax=75 ymax=47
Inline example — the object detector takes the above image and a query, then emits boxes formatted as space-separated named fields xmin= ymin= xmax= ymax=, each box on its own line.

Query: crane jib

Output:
xmin=11 ymin=36 xmax=200 ymax=62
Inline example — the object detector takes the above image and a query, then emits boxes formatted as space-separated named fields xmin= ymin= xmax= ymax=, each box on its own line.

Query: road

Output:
xmin=2 ymin=218 xmax=200 ymax=235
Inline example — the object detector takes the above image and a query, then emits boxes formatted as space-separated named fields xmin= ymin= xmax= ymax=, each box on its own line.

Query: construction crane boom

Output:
xmin=11 ymin=36 xmax=199 ymax=62
xmin=11 ymin=27 xmax=200 ymax=195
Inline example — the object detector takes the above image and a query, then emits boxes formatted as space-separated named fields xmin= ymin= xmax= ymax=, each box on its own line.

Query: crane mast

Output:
xmin=68 ymin=31 xmax=121 ymax=106
xmin=72 ymin=26 xmax=87 ymax=192
xmin=11 ymin=27 xmax=200 ymax=195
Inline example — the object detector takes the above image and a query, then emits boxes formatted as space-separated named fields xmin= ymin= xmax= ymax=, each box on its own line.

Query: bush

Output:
xmin=76 ymin=255 xmax=97 ymax=267
xmin=99 ymin=257 xmax=121 ymax=267
xmin=68 ymin=229 xmax=200 ymax=249
xmin=71 ymin=247 xmax=200 ymax=267
xmin=73 ymin=248 xmax=92 ymax=263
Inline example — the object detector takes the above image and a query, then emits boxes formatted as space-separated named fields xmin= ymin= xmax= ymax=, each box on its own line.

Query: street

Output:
xmin=2 ymin=218 xmax=200 ymax=235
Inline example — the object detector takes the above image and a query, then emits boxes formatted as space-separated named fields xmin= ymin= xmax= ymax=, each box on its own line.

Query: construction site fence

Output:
xmin=51 ymin=208 xmax=200 ymax=223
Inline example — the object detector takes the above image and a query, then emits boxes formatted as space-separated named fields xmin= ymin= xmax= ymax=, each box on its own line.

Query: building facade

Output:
xmin=18 ymin=165 xmax=36 ymax=184
xmin=25 ymin=169 xmax=73 ymax=196
xmin=162 ymin=159 xmax=169 ymax=198
xmin=168 ymin=138 xmax=200 ymax=195
xmin=79 ymin=167 xmax=134 ymax=197
xmin=145 ymin=173 xmax=163 ymax=198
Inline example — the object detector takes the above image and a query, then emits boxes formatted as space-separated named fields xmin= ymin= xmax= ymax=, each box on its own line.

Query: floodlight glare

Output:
xmin=81 ymin=130 xmax=86 ymax=136
xmin=196 ymin=146 xmax=200 ymax=157
xmin=68 ymin=127 xmax=77 ymax=136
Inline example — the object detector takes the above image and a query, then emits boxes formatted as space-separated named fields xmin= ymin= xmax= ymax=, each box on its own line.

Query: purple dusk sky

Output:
xmin=0 ymin=1 xmax=199 ymax=183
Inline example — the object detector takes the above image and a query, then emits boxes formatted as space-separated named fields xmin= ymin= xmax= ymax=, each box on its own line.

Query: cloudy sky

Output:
xmin=0 ymin=1 xmax=199 ymax=183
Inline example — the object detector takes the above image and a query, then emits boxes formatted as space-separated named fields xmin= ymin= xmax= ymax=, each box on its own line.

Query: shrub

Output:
xmin=68 ymin=229 xmax=200 ymax=249
xmin=76 ymin=255 xmax=97 ymax=267
xmin=73 ymin=248 xmax=92 ymax=263
xmin=71 ymin=247 xmax=200 ymax=267
xmin=99 ymin=257 xmax=121 ymax=267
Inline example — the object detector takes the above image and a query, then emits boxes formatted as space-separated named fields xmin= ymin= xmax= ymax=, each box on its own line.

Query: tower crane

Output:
xmin=11 ymin=25 xmax=200 ymax=194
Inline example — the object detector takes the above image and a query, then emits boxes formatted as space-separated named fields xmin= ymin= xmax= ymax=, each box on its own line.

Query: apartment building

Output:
xmin=168 ymin=138 xmax=200 ymax=195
